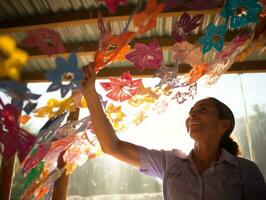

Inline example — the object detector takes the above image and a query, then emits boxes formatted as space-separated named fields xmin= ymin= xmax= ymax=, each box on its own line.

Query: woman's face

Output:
xmin=185 ymin=99 xmax=227 ymax=142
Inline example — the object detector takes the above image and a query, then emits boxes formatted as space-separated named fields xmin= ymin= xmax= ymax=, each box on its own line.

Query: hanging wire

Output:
xmin=238 ymin=74 xmax=255 ymax=161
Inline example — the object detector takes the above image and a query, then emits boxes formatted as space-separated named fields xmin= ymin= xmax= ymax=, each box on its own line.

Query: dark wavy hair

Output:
xmin=207 ymin=97 xmax=240 ymax=156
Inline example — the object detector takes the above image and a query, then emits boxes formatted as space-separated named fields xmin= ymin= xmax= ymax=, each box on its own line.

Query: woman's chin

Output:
xmin=189 ymin=129 xmax=203 ymax=140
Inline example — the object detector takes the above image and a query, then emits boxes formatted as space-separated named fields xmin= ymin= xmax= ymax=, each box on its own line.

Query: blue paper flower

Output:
xmin=221 ymin=0 xmax=263 ymax=29
xmin=45 ymin=53 xmax=84 ymax=98
xmin=0 ymin=80 xmax=41 ymax=114
xmin=198 ymin=23 xmax=227 ymax=54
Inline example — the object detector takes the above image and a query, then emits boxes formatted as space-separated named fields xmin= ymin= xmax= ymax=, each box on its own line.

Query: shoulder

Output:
xmin=238 ymin=157 xmax=265 ymax=184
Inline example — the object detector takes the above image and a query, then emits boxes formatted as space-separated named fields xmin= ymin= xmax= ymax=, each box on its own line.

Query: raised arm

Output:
xmin=81 ymin=65 xmax=140 ymax=167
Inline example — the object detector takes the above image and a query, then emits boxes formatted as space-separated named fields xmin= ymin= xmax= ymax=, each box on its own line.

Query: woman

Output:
xmin=81 ymin=65 xmax=266 ymax=200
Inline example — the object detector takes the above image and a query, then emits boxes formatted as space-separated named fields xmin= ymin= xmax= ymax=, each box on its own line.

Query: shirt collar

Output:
xmin=176 ymin=148 xmax=239 ymax=167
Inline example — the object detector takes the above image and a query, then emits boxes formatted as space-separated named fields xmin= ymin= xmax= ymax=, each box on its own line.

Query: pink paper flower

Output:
xmin=126 ymin=41 xmax=163 ymax=71
xmin=170 ymin=41 xmax=203 ymax=66
xmin=100 ymin=71 xmax=142 ymax=102
xmin=21 ymin=28 xmax=65 ymax=56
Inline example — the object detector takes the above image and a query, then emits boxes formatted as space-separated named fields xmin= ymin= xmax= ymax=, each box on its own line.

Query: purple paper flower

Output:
xmin=126 ymin=41 xmax=163 ymax=72
xmin=45 ymin=53 xmax=84 ymax=98
xmin=172 ymin=12 xmax=203 ymax=42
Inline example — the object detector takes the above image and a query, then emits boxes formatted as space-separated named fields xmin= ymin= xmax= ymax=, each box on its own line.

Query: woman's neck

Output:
xmin=192 ymin=141 xmax=221 ymax=174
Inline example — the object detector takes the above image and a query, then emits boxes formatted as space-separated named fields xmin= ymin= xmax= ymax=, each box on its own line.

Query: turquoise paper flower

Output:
xmin=45 ymin=53 xmax=84 ymax=98
xmin=198 ymin=23 xmax=227 ymax=54
xmin=221 ymin=0 xmax=263 ymax=29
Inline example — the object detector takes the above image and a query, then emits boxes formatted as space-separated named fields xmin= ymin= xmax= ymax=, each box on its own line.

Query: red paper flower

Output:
xmin=126 ymin=40 xmax=163 ymax=71
xmin=20 ymin=28 xmax=65 ymax=56
xmin=133 ymin=0 xmax=165 ymax=34
xmin=0 ymin=98 xmax=36 ymax=162
xmin=100 ymin=71 xmax=142 ymax=102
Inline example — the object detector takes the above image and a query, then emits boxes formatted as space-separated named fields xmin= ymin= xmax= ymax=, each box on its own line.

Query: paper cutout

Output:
xmin=112 ymin=45 xmax=131 ymax=62
xmin=21 ymin=28 xmax=65 ymax=56
xmin=186 ymin=63 xmax=208 ymax=84
xmin=0 ymin=80 xmax=41 ymax=114
xmin=172 ymin=12 xmax=203 ymax=43
xmin=221 ymin=0 xmax=263 ymax=29
xmin=172 ymin=82 xmax=197 ymax=104
xmin=198 ymin=23 xmax=227 ymax=54
xmin=45 ymin=53 xmax=84 ymax=98
xmin=216 ymin=34 xmax=250 ymax=60
xmin=126 ymin=41 xmax=163 ymax=71
xmin=24 ymin=161 xmax=44 ymax=190
xmin=20 ymin=115 xmax=31 ymax=124
xmin=132 ymin=0 xmax=165 ymax=34
xmin=22 ymin=144 xmax=51 ymax=173
xmin=98 ymin=13 xmax=113 ymax=51
xmin=21 ymin=168 xmax=65 ymax=200
xmin=105 ymin=103 xmax=126 ymax=129
xmin=0 ymin=99 xmax=36 ymax=162
xmin=100 ymin=0 xmax=128 ymax=14
xmin=152 ymin=99 xmax=169 ymax=114
xmin=170 ymin=41 xmax=203 ymax=66
xmin=153 ymin=64 xmax=179 ymax=87
xmin=0 ymin=35 xmax=28 ymax=80
xmin=100 ymin=71 xmax=142 ymax=102
xmin=36 ymin=114 xmax=66 ymax=144
xmin=33 ymin=97 xmax=76 ymax=119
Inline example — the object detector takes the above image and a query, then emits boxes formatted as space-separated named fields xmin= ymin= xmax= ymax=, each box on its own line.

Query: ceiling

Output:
xmin=0 ymin=0 xmax=265 ymax=82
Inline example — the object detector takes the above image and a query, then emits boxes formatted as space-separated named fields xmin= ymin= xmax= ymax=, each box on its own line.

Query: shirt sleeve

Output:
xmin=138 ymin=146 xmax=167 ymax=179
xmin=241 ymin=159 xmax=266 ymax=200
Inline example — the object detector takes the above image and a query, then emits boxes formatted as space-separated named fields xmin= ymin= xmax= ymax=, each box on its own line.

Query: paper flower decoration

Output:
xmin=172 ymin=83 xmax=197 ymax=104
xmin=45 ymin=53 xmax=84 ymax=98
xmin=153 ymin=64 xmax=179 ymax=87
xmin=22 ymin=144 xmax=51 ymax=173
xmin=170 ymin=41 xmax=203 ymax=66
xmin=172 ymin=12 xmax=203 ymax=43
xmin=98 ymin=13 xmax=112 ymax=51
xmin=198 ymin=23 xmax=227 ymax=54
xmin=0 ymin=99 xmax=36 ymax=162
xmin=112 ymin=45 xmax=131 ymax=62
xmin=216 ymin=34 xmax=250 ymax=60
xmin=33 ymin=97 xmax=77 ymax=119
xmin=23 ymin=161 xmax=44 ymax=190
xmin=126 ymin=41 xmax=163 ymax=71
xmin=132 ymin=106 xmax=149 ymax=126
xmin=20 ymin=28 xmax=65 ymax=56
xmin=100 ymin=0 xmax=128 ymax=14
xmin=0 ymin=80 xmax=41 ymax=114
xmin=100 ymin=71 xmax=142 ymax=102
xmin=132 ymin=0 xmax=165 ymax=34
xmin=105 ymin=103 xmax=126 ymax=129
xmin=152 ymin=99 xmax=169 ymax=114
xmin=221 ymin=0 xmax=263 ymax=29
xmin=94 ymin=31 xmax=136 ymax=72
xmin=0 ymin=35 xmax=28 ymax=80
xmin=36 ymin=114 xmax=66 ymax=145
xmin=186 ymin=63 xmax=209 ymax=84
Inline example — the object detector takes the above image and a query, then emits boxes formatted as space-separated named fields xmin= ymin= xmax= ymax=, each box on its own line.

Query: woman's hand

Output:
xmin=81 ymin=63 xmax=96 ymax=95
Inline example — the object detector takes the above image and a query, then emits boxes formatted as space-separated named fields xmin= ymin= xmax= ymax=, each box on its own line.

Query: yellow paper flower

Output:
xmin=128 ymin=95 xmax=156 ymax=107
xmin=0 ymin=35 xmax=28 ymax=80
xmin=105 ymin=103 xmax=126 ymax=130
xmin=33 ymin=97 xmax=77 ymax=118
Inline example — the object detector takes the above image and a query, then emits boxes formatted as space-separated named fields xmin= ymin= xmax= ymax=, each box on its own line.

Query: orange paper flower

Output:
xmin=186 ymin=63 xmax=208 ymax=84
xmin=133 ymin=0 xmax=165 ymax=34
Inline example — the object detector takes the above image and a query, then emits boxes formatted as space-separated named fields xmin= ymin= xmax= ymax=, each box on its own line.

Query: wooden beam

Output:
xmin=0 ymin=4 xmax=221 ymax=34
xmin=22 ymin=30 xmax=241 ymax=60
xmin=20 ymin=60 xmax=266 ymax=82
